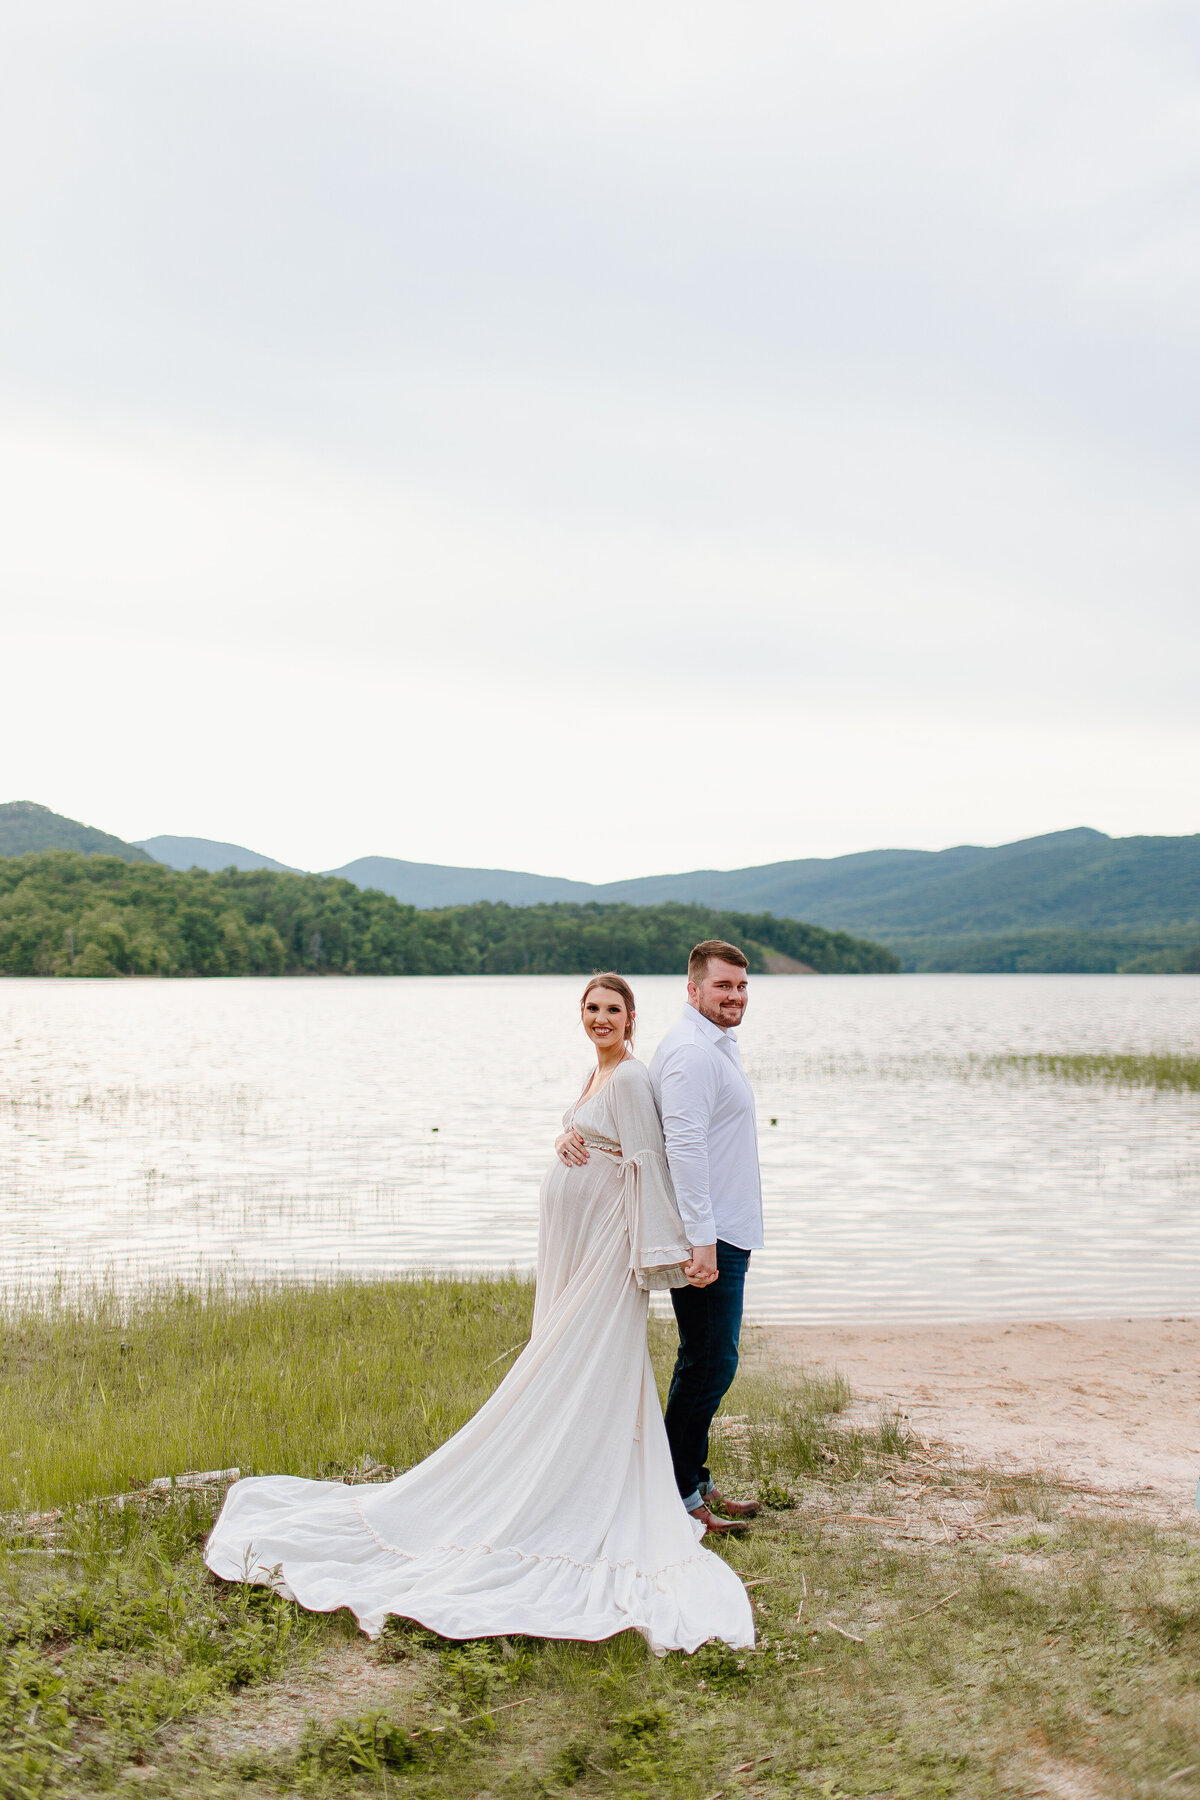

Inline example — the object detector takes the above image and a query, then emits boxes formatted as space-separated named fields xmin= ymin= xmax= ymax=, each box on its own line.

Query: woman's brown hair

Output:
xmin=580 ymin=972 xmax=637 ymax=1045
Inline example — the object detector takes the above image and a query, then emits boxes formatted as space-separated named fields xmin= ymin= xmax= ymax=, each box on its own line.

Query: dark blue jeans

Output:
xmin=664 ymin=1241 xmax=751 ymax=1510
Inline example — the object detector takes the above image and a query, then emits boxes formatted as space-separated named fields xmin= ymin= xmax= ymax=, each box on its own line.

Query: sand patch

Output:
xmin=763 ymin=1317 xmax=1200 ymax=1518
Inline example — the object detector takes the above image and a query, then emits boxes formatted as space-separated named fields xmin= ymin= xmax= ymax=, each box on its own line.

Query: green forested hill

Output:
xmin=321 ymin=829 xmax=1200 ymax=968
xmin=16 ymin=802 xmax=1199 ymax=970
xmin=0 ymin=853 xmax=899 ymax=978
xmin=14 ymin=803 xmax=1200 ymax=969
xmin=0 ymin=801 xmax=153 ymax=864
xmin=597 ymin=828 xmax=1200 ymax=971
xmin=595 ymin=828 xmax=1200 ymax=938
xmin=318 ymin=827 xmax=1200 ymax=943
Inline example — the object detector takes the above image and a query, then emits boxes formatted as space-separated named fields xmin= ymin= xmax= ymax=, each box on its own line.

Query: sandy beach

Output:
xmin=764 ymin=1316 xmax=1200 ymax=1518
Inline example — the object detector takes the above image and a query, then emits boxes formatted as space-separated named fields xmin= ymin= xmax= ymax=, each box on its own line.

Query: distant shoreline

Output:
xmin=3 ymin=966 xmax=1199 ymax=979
xmin=0 ymin=852 xmax=899 ymax=979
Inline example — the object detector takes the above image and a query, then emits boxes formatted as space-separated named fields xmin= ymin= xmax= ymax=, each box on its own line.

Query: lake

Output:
xmin=1 ymin=974 xmax=1197 ymax=1322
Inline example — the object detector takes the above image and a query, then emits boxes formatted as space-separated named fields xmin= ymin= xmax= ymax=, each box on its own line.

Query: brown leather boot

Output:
xmin=688 ymin=1502 xmax=751 ymax=1536
xmin=705 ymin=1486 xmax=762 ymax=1519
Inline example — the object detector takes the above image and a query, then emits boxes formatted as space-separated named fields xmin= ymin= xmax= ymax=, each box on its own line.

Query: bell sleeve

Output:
xmin=609 ymin=1063 xmax=692 ymax=1291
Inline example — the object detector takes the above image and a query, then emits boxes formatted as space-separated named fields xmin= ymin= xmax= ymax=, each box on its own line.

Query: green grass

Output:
xmin=0 ymin=1275 xmax=534 ymax=1515
xmin=991 ymin=1052 xmax=1200 ymax=1094
xmin=3 ymin=1279 xmax=1200 ymax=1799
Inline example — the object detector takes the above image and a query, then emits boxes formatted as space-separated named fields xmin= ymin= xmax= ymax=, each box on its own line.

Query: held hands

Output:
xmin=683 ymin=1243 xmax=719 ymax=1288
xmin=556 ymin=1129 xmax=589 ymax=1168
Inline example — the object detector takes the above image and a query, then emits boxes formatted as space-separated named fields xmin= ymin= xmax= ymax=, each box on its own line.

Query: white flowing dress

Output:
xmin=203 ymin=1058 xmax=754 ymax=1655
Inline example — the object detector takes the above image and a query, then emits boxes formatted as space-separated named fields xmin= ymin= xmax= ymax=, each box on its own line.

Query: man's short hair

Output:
xmin=688 ymin=939 xmax=749 ymax=984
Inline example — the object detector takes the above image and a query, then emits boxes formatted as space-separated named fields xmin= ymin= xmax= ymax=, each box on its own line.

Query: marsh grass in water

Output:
xmin=2 ymin=1278 xmax=1199 ymax=1798
xmin=988 ymin=1051 xmax=1200 ymax=1094
xmin=756 ymin=1049 xmax=1200 ymax=1095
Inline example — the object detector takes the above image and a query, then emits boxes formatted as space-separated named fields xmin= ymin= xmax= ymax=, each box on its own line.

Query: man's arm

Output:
xmin=656 ymin=1043 xmax=719 ymax=1257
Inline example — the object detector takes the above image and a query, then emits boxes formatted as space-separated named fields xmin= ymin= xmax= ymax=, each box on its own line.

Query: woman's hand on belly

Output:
xmin=555 ymin=1129 xmax=589 ymax=1167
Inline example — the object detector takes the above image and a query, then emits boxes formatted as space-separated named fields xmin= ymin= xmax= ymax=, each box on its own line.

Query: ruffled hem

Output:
xmin=637 ymin=1264 xmax=690 ymax=1291
xmin=347 ymin=1486 xmax=708 ymax=1579
xmin=204 ymin=1478 xmax=754 ymax=1657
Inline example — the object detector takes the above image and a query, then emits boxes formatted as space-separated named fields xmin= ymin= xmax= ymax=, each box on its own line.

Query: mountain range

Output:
xmin=141 ymin=826 xmax=1200 ymax=960
xmin=5 ymin=803 xmax=1199 ymax=971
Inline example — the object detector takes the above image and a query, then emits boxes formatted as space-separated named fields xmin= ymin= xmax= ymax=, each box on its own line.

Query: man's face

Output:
xmin=688 ymin=958 xmax=749 ymax=1030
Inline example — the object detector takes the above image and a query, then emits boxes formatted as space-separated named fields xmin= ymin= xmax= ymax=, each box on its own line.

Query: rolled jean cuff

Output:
xmin=682 ymin=1479 xmax=713 ymax=1514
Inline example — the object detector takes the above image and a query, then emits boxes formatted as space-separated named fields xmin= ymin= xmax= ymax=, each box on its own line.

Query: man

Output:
xmin=649 ymin=939 xmax=764 ymax=1537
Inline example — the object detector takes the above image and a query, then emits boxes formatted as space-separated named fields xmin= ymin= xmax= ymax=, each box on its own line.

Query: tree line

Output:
xmin=0 ymin=852 xmax=900 ymax=978
xmin=899 ymin=929 xmax=1200 ymax=974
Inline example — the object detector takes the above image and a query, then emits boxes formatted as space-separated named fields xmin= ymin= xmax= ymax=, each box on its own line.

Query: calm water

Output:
xmin=1 ymin=975 xmax=1197 ymax=1322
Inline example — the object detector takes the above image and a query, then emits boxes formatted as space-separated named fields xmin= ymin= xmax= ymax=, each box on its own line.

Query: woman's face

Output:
xmin=581 ymin=986 xmax=631 ymax=1053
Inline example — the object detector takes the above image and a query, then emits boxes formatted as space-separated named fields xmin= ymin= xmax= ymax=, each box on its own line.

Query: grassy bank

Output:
xmin=3 ymin=1280 xmax=1199 ymax=1799
xmin=0 ymin=1276 xmax=534 ymax=1516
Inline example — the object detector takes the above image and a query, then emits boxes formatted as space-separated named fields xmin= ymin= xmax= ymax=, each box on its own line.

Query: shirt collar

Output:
xmin=685 ymin=1002 xmax=736 ymax=1045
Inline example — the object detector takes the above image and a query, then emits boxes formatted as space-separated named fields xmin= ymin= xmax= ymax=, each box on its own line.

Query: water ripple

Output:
xmin=1 ymin=973 xmax=1197 ymax=1321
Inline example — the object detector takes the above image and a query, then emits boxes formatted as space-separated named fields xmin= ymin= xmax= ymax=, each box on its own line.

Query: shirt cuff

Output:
xmin=679 ymin=1209 xmax=717 ymax=1247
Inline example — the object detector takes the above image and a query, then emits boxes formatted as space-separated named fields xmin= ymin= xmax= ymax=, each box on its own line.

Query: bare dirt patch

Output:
xmin=763 ymin=1316 xmax=1200 ymax=1520
xmin=188 ymin=1638 xmax=423 ymax=1759
xmin=758 ymin=950 xmax=816 ymax=973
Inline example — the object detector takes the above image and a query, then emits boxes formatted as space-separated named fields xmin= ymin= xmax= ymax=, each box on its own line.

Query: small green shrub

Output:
xmin=296 ymin=1712 xmax=418 ymax=1777
xmin=757 ymin=1478 xmax=796 ymax=1510
xmin=682 ymin=1640 xmax=750 ymax=1691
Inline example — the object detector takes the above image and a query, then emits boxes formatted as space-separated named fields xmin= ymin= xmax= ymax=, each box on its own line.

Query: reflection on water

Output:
xmin=1 ymin=975 xmax=1197 ymax=1322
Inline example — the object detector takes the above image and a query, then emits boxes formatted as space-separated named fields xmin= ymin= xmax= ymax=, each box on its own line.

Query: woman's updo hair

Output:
xmin=580 ymin=972 xmax=636 ymax=1046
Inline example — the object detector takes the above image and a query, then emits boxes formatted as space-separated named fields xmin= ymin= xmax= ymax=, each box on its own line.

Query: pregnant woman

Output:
xmin=204 ymin=973 xmax=753 ymax=1656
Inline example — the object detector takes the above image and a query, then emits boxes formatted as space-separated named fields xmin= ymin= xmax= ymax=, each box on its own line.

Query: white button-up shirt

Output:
xmin=648 ymin=1004 xmax=764 ymax=1252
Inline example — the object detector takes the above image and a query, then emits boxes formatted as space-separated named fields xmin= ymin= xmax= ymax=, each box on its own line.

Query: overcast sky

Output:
xmin=3 ymin=1 xmax=1197 ymax=877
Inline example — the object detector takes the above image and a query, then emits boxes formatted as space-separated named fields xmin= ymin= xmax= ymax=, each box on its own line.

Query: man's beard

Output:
xmin=696 ymin=995 xmax=746 ymax=1029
